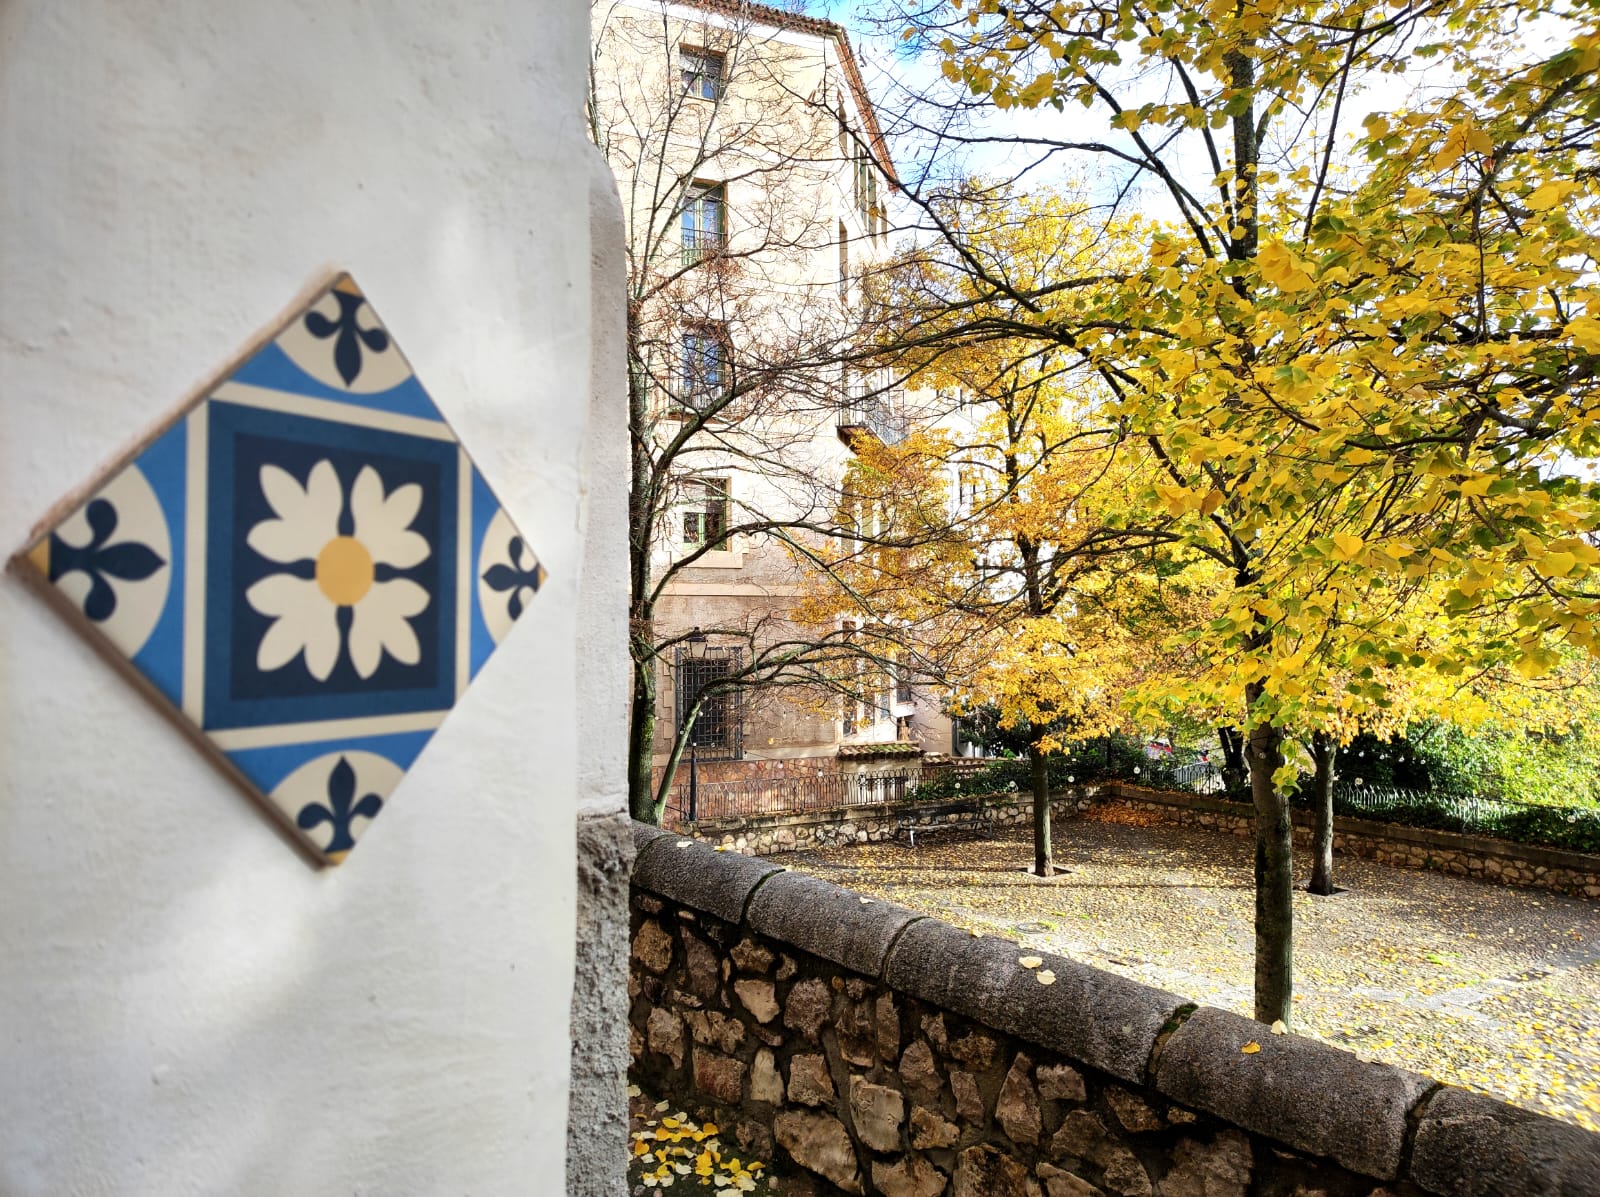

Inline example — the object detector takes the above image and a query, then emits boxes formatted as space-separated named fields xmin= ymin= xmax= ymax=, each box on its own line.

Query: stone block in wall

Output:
xmin=692 ymin=1047 xmax=745 ymax=1104
xmin=1037 ymin=1161 xmax=1104 ymax=1197
xmin=952 ymin=1144 xmax=1031 ymax=1197
xmin=785 ymin=977 xmax=833 ymax=1042
xmin=996 ymin=1053 xmax=1042 ymax=1146
xmin=634 ymin=833 xmax=782 ymax=924
xmin=745 ymin=870 xmax=923 ymax=978
xmin=848 ymin=1075 xmax=906 ymax=1152
xmin=910 ymin=1106 xmax=961 ymax=1149
xmin=1157 ymin=1130 xmax=1252 ymax=1197
xmin=1154 ymin=1006 xmax=1431 ymax=1180
xmin=1408 ymin=1085 xmax=1600 ymax=1196
xmin=1037 ymin=1063 xmax=1087 ymax=1104
xmin=1104 ymin=1087 xmax=1163 ymax=1133
xmin=632 ymin=918 xmax=674 ymax=974
xmin=837 ymin=997 xmax=880 ymax=1066
xmin=885 ymin=919 xmax=1186 ymax=1085
xmin=731 ymin=937 xmax=775 ymax=974
xmin=871 ymin=1155 xmax=949 ymax=1197
xmin=899 ymin=1038 xmax=943 ymax=1105
xmin=774 ymin=1109 xmax=863 ymax=1194
xmin=733 ymin=978 xmax=779 ymax=1023
xmin=788 ymin=1053 xmax=837 ymax=1107
xmin=750 ymin=1048 xmax=784 ymax=1104
xmin=952 ymin=1069 xmax=986 ymax=1124
xmin=646 ymin=1006 xmax=685 ymax=1070
xmin=679 ymin=925 xmax=721 ymax=999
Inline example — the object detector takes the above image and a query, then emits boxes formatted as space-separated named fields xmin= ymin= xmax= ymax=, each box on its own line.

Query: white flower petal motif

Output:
xmin=244 ymin=459 xmax=432 ymax=681
xmin=248 ymin=461 xmax=342 ymax=563
xmin=349 ymin=578 xmax=430 ymax=678
xmin=247 ymin=574 xmax=342 ymax=679
xmin=351 ymin=465 xmax=429 ymax=569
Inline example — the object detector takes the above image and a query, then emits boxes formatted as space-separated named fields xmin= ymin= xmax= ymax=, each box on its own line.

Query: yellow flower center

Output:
xmin=315 ymin=536 xmax=375 ymax=606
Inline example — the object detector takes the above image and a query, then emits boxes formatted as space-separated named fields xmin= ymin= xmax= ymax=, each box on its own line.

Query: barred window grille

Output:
xmin=675 ymin=646 xmax=743 ymax=759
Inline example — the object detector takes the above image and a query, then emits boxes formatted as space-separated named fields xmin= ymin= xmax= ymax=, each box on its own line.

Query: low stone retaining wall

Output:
xmin=676 ymin=784 xmax=1600 ymax=899
xmin=1110 ymin=785 xmax=1600 ymax=900
xmin=673 ymin=793 xmax=1095 ymax=854
xmin=629 ymin=822 xmax=1600 ymax=1197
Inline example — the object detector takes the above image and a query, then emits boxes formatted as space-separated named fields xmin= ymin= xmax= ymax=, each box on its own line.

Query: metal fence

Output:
xmin=663 ymin=769 xmax=921 ymax=828
xmin=1325 ymin=782 xmax=1565 ymax=828
xmin=1171 ymin=761 xmax=1224 ymax=792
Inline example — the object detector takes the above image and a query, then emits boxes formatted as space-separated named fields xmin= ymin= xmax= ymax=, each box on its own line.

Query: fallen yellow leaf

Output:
xmin=1242 ymin=1042 xmax=1262 ymax=1054
xmin=1019 ymin=956 xmax=1044 ymax=969
xmin=1036 ymin=970 xmax=1057 ymax=985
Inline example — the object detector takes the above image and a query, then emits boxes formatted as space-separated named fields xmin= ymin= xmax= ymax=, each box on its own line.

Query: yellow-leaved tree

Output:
xmin=877 ymin=0 xmax=1600 ymax=1023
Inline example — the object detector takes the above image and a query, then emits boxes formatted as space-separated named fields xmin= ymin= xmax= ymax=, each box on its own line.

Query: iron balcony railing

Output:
xmin=681 ymin=229 xmax=727 ymax=264
xmin=663 ymin=769 xmax=919 ymax=827
xmin=837 ymin=390 xmax=906 ymax=447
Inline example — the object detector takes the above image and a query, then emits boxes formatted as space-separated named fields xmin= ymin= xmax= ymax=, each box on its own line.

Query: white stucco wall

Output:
xmin=0 ymin=2 xmax=620 ymax=1193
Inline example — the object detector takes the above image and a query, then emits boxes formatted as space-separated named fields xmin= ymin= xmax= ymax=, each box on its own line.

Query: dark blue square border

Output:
xmin=203 ymin=400 xmax=459 ymax=732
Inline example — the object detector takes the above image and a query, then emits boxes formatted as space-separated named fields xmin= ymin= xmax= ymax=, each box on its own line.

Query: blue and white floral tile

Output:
xmin=18 ymin=274 xmax=545 ymax=866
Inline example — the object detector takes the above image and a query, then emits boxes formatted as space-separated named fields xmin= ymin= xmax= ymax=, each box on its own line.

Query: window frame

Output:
xmin=681 ymin=180 xmax=727 ymax=261
xmin=681 ymin=476 xmax=731 ymax=549
xmin=679 ymin=47 xmax=724 ymax=101
xmin=678 ymin=322 xmax=729 ymax=407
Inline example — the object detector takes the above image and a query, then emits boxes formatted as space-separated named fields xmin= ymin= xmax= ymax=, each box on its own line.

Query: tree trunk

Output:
xmin=651 ymin=701 xmax=700 ymax=826
xmin=1246 ymin=708 xmax=1294 ymax=1027
xmin=1218 ymin=726 xmax=1247 ymax=797
xmin=1308 ymin=731 xmax=1336 ymax=896
xmin=1030 ymin=739 xmax=1053 ymax=877
xmin=628 ymin=643 xmax=660 ymax=823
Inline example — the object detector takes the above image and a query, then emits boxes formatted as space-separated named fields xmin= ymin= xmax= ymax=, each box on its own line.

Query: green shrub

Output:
xmin=912 ymin=732 xmax=1177 ymax=801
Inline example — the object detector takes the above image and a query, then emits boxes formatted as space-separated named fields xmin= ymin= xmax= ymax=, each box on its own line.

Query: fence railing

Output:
xmin=1171 ymin=761 xmax=1223 ymax=791
xmin=663 ymin=769 xmax=921 ymax=829
xmin=1308 ymin=782 xmax=1600 ymax=852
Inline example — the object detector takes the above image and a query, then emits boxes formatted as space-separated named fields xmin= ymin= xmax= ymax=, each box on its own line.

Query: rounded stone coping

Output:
xmin=633 ymin=822 xmax=677 ymax=855
xmin=633 ymin=825 xmax=784 ymax=926
xmin=745 ymin=871 xmax=924 ymax=979
xmin=1408 ymin=1084 xmax=1600 ymax=1196
xmin=882 ymin=918 xmax=1187 ymax=1087
xmin=1153 ymin=1005 xmax=1433 ymax=1180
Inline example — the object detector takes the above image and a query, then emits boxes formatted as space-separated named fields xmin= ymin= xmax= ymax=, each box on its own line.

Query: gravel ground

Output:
xmin=772 ymin=805 xmax=1600 ymax=1131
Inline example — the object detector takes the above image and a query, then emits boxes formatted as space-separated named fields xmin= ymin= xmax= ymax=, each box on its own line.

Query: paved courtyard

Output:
xmin=772 ymin=805 xmax=1600 ymax=1131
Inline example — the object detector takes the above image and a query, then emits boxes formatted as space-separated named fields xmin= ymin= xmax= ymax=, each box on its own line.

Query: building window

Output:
xmin=838 ymin=222 xmax=849 ymax=299
xmin=680 ymin=49 xmax=723 ymax=100
xmin=675 ymin=646 xmax=743 ymax=758
xmin=682 ymin=182 xmax=726 ymax=262
xmin=682 ymin=477 xmax=730 ymax=547
xmin=855 ymin=156 xmax=879 ymax=226
xmin=679 ymin=324 xmax=727 ymax=406
xmin=895 ymin=660 xmax=913 ymax=706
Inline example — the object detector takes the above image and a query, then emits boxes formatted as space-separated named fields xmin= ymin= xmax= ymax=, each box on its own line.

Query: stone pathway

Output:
xmin=774 ymin=810 xmax=1600 ymax=1131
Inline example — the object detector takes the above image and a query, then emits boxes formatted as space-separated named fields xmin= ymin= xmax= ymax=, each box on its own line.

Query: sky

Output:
xmin=806 ymin=0 xmax=1574 ymax=231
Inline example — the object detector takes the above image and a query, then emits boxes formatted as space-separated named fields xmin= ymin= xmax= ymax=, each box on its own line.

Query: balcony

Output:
xmin=837 ymin=383 xmax=905 ymax=449
xmin=681 ymin=228 xmax=727 ymax=265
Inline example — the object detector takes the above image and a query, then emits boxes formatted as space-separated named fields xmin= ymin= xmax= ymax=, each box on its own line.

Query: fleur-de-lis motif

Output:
xmin=297 ymin=756 xmax=384 ymax=855
xmin=482 ymin=535 xmax=544 ymax=620
xmin=49 ymin=497 xmax=166 ymax=622
xmin=304 ymin=291 xmax=391 ymax=386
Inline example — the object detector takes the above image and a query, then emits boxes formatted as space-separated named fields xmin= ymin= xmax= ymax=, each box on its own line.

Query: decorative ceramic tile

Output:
xmin=17 ymin=275 xmax=545 ymax=865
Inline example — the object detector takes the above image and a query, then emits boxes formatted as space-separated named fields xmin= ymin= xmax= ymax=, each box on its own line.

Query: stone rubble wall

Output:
xmin=675 ymin=784 xmax=1600 ymax=899
xmin=628 ymin=822 xmax=1600 ymax=1197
